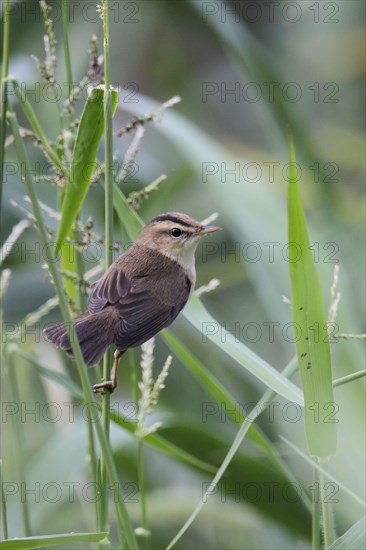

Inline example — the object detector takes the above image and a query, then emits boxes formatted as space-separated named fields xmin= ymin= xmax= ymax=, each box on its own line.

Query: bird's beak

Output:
xmin=196 ymin=225 xmax=222 ymax=236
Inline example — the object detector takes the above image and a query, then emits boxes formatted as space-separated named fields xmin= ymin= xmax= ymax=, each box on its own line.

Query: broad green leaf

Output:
xmin=184 ymin=295 xmax=304 ymax=405
xmin=60 ymin=233 xmax=78 ymax=304
xmin=13 ymin=348 xmax=84 ymax=398
xmin=112 ymin=182 xmax=304 ymax=405
xmin=55 ymin=86 xmax=118 ymax=253
xmin=328 ymin=517 xmax=366 ymax=550
xmin=288 ymin=137 xmax=337 ymax=457
xmin=0 ymin=532 xmax=108 ymax=550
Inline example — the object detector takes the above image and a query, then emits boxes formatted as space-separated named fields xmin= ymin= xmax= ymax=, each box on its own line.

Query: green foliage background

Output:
xmin=1 ymin=1 xmax=365 ymax=548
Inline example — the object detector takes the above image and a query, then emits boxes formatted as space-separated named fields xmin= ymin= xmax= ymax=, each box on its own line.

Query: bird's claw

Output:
xmin=92 ymin=380 xmax=116 ymax=394
xmin=92 ymin=350 xmax=122 ymax=394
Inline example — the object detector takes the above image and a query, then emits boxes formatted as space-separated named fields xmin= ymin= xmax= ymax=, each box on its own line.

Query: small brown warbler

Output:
xmin=43 ymin=212 xmax=221 ymax=392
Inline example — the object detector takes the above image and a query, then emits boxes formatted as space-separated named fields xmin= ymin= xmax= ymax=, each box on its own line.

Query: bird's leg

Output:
xmin=92 ymin=349 xmax=123 ymax=394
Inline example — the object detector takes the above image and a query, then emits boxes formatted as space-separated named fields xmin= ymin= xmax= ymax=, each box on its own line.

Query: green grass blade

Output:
xmin=312 ymin=468 xmax=321 ymax=550
xmin=0 ymin=460 xmax=8 ymax=540
xmin=111 ymin=411 xmax=217 ymax=475
xmin=333 ymin=369 xmax=366 ymax=387
xmin=0 ymin=0 xmax=10 ymax=212
xmin=62 ymin=0 xmax=73 ymax=96
xmin=5 ymin=354 xmax=31 ymax=536
xmin=288 ymin=136 xmax=337 ymax=457
xmin=184 ymin=295 xmax=303 ymax=405
xmin=100 ymin=3 xmax=117 ymax=539
xmin=279 ymin=436 xmax=365 ymax=507
xmin=145 ymin=434 xmax=216 ymax=474
xmin=328 ymin=517 xmax=366 ymax=550
xmin=60 ymin=236 xmax=78 ymax=304
xmin=0 ymin=532 xmax=108 ymax=549
xmin=10 ymin=347 xmax=84 ymax=398
xmin=161 ymin=329 xmax=280 ymax=460
xmin=55 ymin=86 xmax=118 ymax=253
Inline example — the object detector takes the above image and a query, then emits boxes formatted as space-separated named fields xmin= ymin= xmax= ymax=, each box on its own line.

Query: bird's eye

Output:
xmin=170 ymin=227 xmax=182 ymax=238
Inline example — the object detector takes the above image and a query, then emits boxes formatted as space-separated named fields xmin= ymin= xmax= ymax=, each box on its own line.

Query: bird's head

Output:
xmin=138 ymin=212 xmax=222 ymax=267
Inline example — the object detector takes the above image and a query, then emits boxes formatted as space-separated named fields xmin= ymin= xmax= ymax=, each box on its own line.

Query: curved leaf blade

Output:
xmin=0 ymin=532 xmax=108 ymax=550
xmin=55 ymin=86 xmax=118 ymax=253
xmin=184 ymin=295 xmax=304 ymax=405
xmin=288 ymin=136 xmax=337 ymax=457
xmin=161 ymin=329 xmax=280 ymax=460
xmin=328 ymin=517 xmax=366 ymax=550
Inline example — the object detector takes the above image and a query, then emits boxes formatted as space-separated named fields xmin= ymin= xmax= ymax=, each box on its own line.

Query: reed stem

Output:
xmin=8 ymin=107 xmax=137 ymax=549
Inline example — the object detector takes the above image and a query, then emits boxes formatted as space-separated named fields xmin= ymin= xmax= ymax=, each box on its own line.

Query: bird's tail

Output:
xmin=43 ymin=309 xmax=117 ymax=366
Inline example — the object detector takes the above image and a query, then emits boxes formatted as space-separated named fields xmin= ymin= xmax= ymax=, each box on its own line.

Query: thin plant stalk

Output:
xmin=99 ymin=0 xmax=115 ymax=546
xmin=6 ymin=357 xmax=31 ymax=536
xmin=102 ymin=0 xmax=114 ymax=271
xmin=61 ymin=1 xmax=87 ymax=313
xmin=0 ymin=0 xmax=10 ymax=212
xmin=60 ymin=6 xmax=98 ymax=530
xmin=129 ymin=350 xmax=138 ymax=406
xmin=60 ymin=0 xmax=87 ymax=312
xmin=134 ymin=356 xmax=148 ymax=547
xmin=8 ymin=107 xmax=137 ymax=549
xmin=279 ymin=436 xmax=364 ymax=507
xmin=312 ymin=468 xmax=321 ymax=550
xmin=0 ymin=460 xmax=9 ymax=539
xmin=86 ymin=404 xmax=99 ymax=528
xmin=62 ymin=0 xmax=73 ymax=97
xmin=319 ymin=457 xmax=336 ymax=547
xmin=333 ymin=369 xmax=366 ymax=387
xmin=137 ymin=439 xmax=148 ymax=547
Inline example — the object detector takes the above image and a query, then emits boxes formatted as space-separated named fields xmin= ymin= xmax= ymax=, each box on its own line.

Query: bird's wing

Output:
xmin=113 ymin=287 xmax=188 ymax=349
xmin=88 ymin=266 xmax=131 ymax=313
xmin=87 ymin=254 xmax=191 ymax=348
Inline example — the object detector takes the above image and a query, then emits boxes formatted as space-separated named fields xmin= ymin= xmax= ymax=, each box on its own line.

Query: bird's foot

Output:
xmin=92 ymin=380 xmax=116 ymax=394
xmin=92 ymin=349 xmax=123 ymax=394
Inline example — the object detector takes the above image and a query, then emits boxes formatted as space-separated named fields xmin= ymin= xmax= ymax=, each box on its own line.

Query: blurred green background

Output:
xmin=1 ymin=1 xmax=365 ymax=548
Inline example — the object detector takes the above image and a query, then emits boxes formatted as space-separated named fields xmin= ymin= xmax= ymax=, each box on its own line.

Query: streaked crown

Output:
xmin=149 ymin=212 xmax=203 ymax=233
xmin=137 ymin=212 xmax=221 ymax=263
